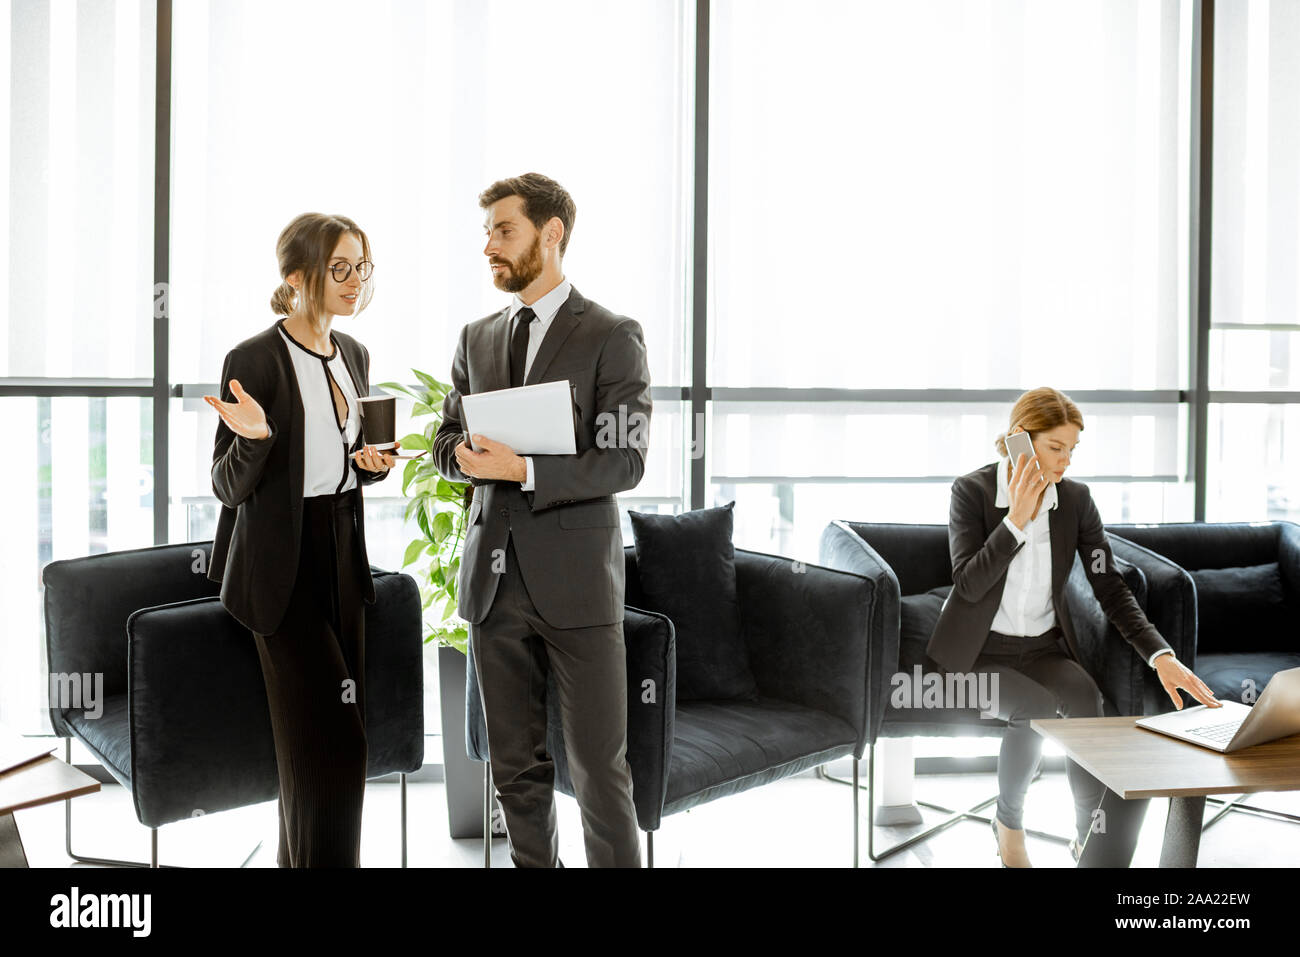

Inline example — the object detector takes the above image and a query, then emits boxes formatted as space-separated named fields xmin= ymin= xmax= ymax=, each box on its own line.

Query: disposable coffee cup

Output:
xmin=357 ymin=395 xmax=397 ymax=450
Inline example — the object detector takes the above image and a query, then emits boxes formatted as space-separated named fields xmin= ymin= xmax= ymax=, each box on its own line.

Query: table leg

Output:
xmin=0 ymin=812 xmax=29 ymax=868
xmin=1159 ymin=795 xmax=1206 ymax=868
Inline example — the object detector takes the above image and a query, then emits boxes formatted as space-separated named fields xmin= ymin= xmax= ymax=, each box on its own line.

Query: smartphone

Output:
xmin=1004 ymin=430 xmax=1038 ymax=473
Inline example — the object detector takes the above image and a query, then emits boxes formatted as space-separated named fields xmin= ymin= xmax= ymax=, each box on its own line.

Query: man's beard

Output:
xmin=491 ymin=233 xmax=544 ymax=293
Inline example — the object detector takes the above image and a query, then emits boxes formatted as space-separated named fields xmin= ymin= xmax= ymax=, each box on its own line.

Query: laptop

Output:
xmin=1136 ymin=667 xmax=1300 ymax=753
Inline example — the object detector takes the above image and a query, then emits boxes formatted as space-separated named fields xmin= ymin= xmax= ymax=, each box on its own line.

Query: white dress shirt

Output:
xmin=993 ymin=457 xmax=1172 ymax=669
xmin=277 ymin=321 xmax=360 ymax=496
xmin=506 ymin=278 xmax=572 ymax=492
xmin=992 ymin=457 xmax=1058 ymax=637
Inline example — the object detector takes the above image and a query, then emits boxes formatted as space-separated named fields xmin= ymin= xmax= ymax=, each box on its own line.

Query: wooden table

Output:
xmin=1032 ymin=715 xmax=1300 ymax=867
xmin=0 ymin=752 xmax=101 ymax=867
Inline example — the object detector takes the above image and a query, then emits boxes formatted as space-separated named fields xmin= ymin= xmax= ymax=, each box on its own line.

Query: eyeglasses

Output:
xmin=329 ymin=261 xmax=374 ymax=282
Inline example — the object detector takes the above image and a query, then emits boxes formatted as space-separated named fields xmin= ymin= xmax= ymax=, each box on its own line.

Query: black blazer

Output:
xmin=207 ymin=321 xmax=390 ymax=636
xmin=926 ymin=462 xmax=1172 ymax=674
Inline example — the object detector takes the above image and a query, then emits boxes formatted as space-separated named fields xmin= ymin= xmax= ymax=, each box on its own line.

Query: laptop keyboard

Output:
xmin=1183 ymin=719 xmax=1244 ymax=743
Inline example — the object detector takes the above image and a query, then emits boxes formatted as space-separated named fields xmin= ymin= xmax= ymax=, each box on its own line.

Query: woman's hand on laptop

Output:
xmin=1155 ymin=655 xmax=1222 ymax=710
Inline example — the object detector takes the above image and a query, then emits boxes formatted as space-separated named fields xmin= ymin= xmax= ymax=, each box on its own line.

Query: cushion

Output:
xmin=64 ymin=694 xmax=133 ymax=788
xmin=1188 ymin=563 xmax=1292 ymax=653
xmin=628 ymin=502 xmax=758 ymax=701
xmin=898 ymin=588 xmax=947 ymax=674
xmin=1191 ymin=652 xmax=1300 ymax=704
xmin=664 ymin=697 xmax=857 ymax=813
xmin=888 ymin=586 xmax=993 ymax=730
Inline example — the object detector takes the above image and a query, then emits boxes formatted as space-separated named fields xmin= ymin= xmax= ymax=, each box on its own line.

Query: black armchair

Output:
xmin=818 ymin=520 xmax=1196 ymax=860
xmin=465 ymin=545 xmax=879 ymax=866
xmin=1106 ymin=520 xmax=1300 ymax=832
xmin=43 ymin=541 xmax=424 ymax=867
xmin=1106 ymin=521 xmax=1300 ymax=699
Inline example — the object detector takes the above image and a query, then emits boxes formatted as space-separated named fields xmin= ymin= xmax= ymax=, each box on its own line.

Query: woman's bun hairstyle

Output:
xmin=270 ymin=281 xmax=297 ymax=317
xmin=996 ymin=387 xmax=1085 ymax=458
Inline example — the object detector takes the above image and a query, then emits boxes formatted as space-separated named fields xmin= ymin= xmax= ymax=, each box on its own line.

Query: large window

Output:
xmin=709 ymin=0 xmax=1190 ymax=392
xmin=0 ymin=396 xmax=153 ymax=732
xmin=712 ymin=400 xmax=1190 ymax=559
xmin=705 ymin=0 xmax=1194 ymax=546
xmin=1210 ymin=0 xmax=1300 ymax=521
xmin=168 ymin=0 xmax=689 ymax=395
xmin=3 ymin=0 xmax=155 ymax=379
xmin=1 ymin=0 xmax=157 ymax=733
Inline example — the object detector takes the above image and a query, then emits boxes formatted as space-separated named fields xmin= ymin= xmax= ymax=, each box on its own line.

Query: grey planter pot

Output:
xmin=438 ymin=644 xmax=503 ymax=840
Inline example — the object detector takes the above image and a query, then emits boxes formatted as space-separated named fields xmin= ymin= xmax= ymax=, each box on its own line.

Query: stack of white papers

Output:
xmin=461 ymin=380 xmax=578 ymax=455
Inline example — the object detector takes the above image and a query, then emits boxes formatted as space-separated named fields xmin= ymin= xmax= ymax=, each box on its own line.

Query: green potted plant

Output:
xmin=378 ymin=370 xmax=498 ymax=839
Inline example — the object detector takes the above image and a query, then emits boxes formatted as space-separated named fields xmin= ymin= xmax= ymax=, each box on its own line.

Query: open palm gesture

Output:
xmin=204 ymin=378 xmax=269 ymax=440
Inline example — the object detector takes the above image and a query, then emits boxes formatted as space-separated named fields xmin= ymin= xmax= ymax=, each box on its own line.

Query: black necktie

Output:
xmin=510 ymin=307 xmax=536 ymax=389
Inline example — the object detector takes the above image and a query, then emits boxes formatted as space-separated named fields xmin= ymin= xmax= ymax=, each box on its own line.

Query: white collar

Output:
xmin=994 ymin=457 xmax=1059 ymax=512
xmin=508 ymin=277 xmax=572 ymax=326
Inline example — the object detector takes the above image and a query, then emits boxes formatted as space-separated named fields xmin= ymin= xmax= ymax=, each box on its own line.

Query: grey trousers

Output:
xmin=469 ymin=536 xmax=641 ymax=868
xmin=974 ymin=628 xmax=1149 ymax=867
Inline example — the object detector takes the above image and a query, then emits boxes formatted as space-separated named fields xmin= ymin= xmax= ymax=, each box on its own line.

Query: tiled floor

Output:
xmin=10 ymin=757 xmax=1299 ymax=868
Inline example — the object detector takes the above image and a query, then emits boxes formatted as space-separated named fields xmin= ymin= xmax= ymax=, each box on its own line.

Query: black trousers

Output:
xmin=253 ymin=489 xmax=368 ymax=868
xmin=469 ymin=536 xmax=641 ymax=868
xmin=974 ymin=628 xmax=1149 ymax=867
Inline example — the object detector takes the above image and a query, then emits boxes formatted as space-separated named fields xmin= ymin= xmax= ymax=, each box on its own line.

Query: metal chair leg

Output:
xmin=646 ymin=830 xmax=654 ymax=868
xmin=483 ymin=762 xmax=492 ymax=869
xmin=828 ymin=742 xmax=1073 ymax=863
xmin=852 ymin=756 xmax=860 ymax=868
xmin=1204 ymin=795 xmax=1300 ymax=828
xmin=64 ymin=738 xmax=153 ymax=868
xmin=400 ymin=772 xmax=408 ymax=868
xmin=63 ymin=738 xmax=258 ymax=869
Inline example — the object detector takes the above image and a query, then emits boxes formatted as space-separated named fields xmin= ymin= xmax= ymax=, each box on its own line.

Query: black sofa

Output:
xmin=1106 ymin=521 xmax=1300 ymax=700
xmin=818 ymin=520 xmax=1196 ymax=859
xmin=43 ymin=541 xmax=425 ymax=867
xmin=465 ymin=545 xmax=880 ymax=866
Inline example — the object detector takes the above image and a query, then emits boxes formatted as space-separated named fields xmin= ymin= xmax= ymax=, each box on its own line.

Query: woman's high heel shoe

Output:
xmin=991 ymin=817 xmax=1032 ymax=867
xmin=991 ymin=818 xmax=1007 ymax=868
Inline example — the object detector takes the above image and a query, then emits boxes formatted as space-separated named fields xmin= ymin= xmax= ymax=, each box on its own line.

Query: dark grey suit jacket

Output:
xmin=926 ymin=462 xmax=1172 ymax=674
xmin=207 ymin=322 xmax=391 ymax=635
xmin=432 ymin=285 xmax=652 ymax=629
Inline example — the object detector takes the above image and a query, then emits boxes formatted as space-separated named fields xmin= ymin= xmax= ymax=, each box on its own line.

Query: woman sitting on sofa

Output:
xmin=928 ymin=386 xmax=1220 ymax=867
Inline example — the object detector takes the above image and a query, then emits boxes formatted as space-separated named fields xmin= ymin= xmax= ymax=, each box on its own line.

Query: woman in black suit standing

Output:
xmin=927 ymin=386 xmax=1219 ymax=867
xmin=203 ymin=213 xmax=398 ymax=867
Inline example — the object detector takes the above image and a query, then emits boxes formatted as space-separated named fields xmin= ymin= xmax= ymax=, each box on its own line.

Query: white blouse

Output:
xmin=277 ymin=320 xmax=360 ymax=496
xmin=992 ymin=456 xmax=1059 ymax=636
